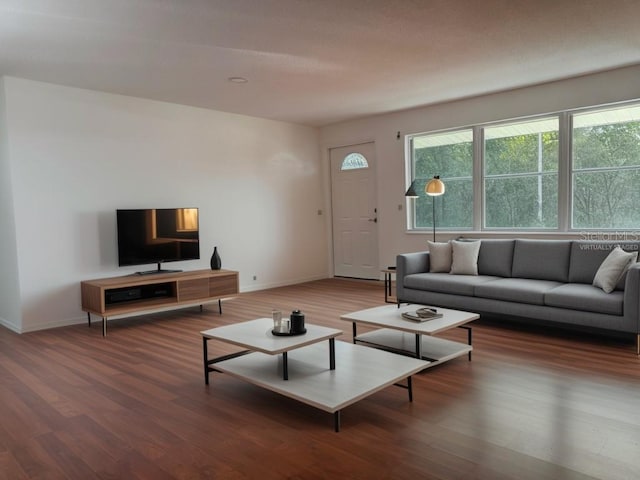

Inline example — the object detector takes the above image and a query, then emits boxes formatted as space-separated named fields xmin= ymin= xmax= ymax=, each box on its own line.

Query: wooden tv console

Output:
xmin=81 ymin=269 xmax=239 ymax=336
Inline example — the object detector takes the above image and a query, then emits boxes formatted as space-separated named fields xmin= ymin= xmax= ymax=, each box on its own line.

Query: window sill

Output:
xmin=405 ymin=230 xmax=640 ymax=241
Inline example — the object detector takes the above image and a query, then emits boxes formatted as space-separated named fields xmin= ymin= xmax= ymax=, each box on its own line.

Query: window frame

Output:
xmin=406 ymin=129 xmax=474 ymax=231
xmin=340 ymin=152 xmax=369 ymax=171
xmin=482 ymin=116 xmax=560 ymax=231
xmin=569 ymin=104 xmax=640 ymax=231
xmin=406 ymin=100 xmax=640 ymax=234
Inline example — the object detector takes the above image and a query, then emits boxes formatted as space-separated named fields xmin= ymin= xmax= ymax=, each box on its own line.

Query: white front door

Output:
xmin=330 ymin=142 xmax=379 ymax=279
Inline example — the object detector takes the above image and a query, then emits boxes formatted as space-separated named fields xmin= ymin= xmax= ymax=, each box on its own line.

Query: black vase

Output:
xmin=210 ymin=246 xmax=222 ymax=270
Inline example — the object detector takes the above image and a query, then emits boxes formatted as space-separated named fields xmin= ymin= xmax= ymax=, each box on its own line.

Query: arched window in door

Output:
xmin=341 ymin=153 xmax=369 ymax=170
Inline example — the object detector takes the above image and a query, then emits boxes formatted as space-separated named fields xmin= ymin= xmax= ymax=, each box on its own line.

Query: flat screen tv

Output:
xmin=116 ymin=208 xmax=200 ymax=274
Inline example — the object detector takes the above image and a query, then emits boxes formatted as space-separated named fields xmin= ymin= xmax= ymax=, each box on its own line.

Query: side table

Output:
xmin=381 ymin=267 xmax=397 ymax=304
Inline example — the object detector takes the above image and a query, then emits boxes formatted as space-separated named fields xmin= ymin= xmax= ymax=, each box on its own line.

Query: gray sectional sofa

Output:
xmin=396 ymin=239 xmax=640 ymax=354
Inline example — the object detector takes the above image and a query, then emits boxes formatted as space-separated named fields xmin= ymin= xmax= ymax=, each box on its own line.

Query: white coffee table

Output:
xmin=201 ymin=318 xmax=342 ymax=382
xmin=341 ymin=304 xmax=479 ymax=366
xmin=201 ymin=318 xmax=429 ymax=431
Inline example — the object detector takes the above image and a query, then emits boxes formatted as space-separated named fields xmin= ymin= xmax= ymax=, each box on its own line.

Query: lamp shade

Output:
xmin=404 ymin=180 xmax=419 ymax=198
xmin=425 ymin=176 xmax=445 ymax=196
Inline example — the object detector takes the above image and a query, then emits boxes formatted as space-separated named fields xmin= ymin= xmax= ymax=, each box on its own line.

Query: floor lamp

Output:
xmin=405 ymin=176 xmax=445 ymax=241
xmin=404 ymin=180 xmax=419 ymax=199
xmin=425 ymin=176 xmax=445 ymax=241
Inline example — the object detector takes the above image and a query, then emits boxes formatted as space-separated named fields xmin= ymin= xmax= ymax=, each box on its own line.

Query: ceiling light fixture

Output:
xmin=228 ymin=76 xmax=248 ymax=84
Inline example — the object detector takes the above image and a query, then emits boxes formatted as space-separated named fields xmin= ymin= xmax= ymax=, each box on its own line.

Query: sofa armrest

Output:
xmin=623 ymin=263 xmax=640 ymax=334
xmin=396 ymin=251 xmax=430 ymax=301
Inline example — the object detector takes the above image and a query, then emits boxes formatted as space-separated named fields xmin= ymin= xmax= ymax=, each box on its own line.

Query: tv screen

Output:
xmin=116 ymin=208 xmax=200 ymax=272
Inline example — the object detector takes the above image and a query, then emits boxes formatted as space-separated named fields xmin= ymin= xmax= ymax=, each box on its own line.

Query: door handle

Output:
xmin=368 ymin=218 xmax=377 ymax=223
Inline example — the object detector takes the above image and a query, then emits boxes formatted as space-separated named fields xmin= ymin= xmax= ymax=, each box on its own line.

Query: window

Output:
xmin=572 ymin=105 xmax=640 ymax=229
xmin=341 ymin=153 xmax=369 ymax=170
xmin=484 ymin=118 xmax=559 ymax=229
xmin=407 ymin=101 xmax=640 ymax=232
xmin=410 ymin=130 xmax=473 ymax=230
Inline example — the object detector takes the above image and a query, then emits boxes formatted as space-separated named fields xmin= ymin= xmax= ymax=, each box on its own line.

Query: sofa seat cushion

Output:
xmin=544 ymin=283 xmax=623 ymax=315
xmin=404 ymin=273 xmax=501 ymax=296
xmin=474 ymin=278 xmax=563 ymax=305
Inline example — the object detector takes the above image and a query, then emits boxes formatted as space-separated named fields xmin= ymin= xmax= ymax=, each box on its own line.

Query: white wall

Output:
xmin=2 ymin=77 xmax=327 ymax=333
xmin=0 ymin=78 xmax=22 ymax=332
xmin=320 ymin=65 xmax=640 ymax=269
xmin=5 ymin=65 xmax=640 ymax=333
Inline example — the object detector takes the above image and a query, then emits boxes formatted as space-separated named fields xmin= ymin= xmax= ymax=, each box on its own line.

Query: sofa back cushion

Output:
xmin=569 ymin=240 xmax=640 ymax=288
xmin=477 ymin=239 xmax=515 ymax=277
xmin=512 ymin=239 xmax=571 ymax=282
xmin=569 ymin=241 xmax=620 ymax=284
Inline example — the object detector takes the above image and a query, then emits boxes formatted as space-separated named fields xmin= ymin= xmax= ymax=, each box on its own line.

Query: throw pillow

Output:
xmin=427 ymin=241 xmax=452 ymax=273
xmin=450 ymin=240 xmax=481 ymax=275
xmin=615 ymin=252 xmax=638 ymax=290
xmin=593 ymin=246 xmax=638 ymax=293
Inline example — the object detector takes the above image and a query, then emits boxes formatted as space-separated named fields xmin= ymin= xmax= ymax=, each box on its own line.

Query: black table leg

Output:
xmin=351 ymin=322 xmax=357 ymax=344
xmin=415 ymin=333 xmax=421 ymax=359
xmin=203 ymin=337 xmax=210 ymax=385
xmin=202 ymin=347 xmax=251 ymax=385
xmin=459 ymin=325 xmax=473 ymax=361
xmin=329 ymin=338 xmax=336 ymax=370
xmin=384 ymin=271 xmax=390 ymax=303
xmin=334 ymin=411 xmax=341 ymax=432
xmin=283 ymin=352 xmax=288 ymax=380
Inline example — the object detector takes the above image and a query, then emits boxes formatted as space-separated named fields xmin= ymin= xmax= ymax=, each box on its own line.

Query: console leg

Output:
xmin=87 ymin=312 xmax=91 ymax=327
xmin=334 ymin=411 xmax=341 ymax=432
xmin=102 ymin=317 xmax=107 ymax=337
xmin=218 ymin=299 xmax=222 ymax=315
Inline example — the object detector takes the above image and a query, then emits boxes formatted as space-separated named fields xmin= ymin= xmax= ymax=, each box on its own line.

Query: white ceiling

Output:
xmin=1 ymin=0 xmax=640 ymax=127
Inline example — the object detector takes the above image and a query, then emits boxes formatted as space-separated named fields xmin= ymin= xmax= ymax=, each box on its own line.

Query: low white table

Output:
xmin=201 ymin=318 xmax=342 ymax=382
xmin=201 ymin=318 xmax=429 ymax=431
xmin=341 ymin=304 xmax=479 ymax=366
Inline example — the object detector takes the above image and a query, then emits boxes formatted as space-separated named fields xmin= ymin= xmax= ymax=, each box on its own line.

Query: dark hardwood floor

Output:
xmin=1 ymin=278 xmax=639 ymax=480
